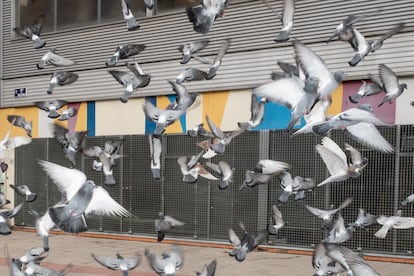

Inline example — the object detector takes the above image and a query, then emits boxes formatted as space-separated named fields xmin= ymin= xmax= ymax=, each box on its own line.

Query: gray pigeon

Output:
xmin=237 ymin=94 xmax=266 ymax=131
xmin=7 ymin=115 xmax=32 ymax=137
xmin=305 ymin=198 xmax=353 ymax=230
xmin=9 ymin=184 xmax=37 ymax=202
xmin=328 ymin=14 xmax=365 ymax=49
xmin=149 ymin=134 xmax=162 ymax=180
xmin=38 ymin=160 xmax=131 ymax=234
xmin=186 ymin=0 xmax=230 ymax=34
xmin=401 ymin=193 xmax=414 ymax=206
xmin=187 ymin=123 xmax=214 ymax=138
xmin=155 ymin=212 xmax=185 ymax=242
xmin=267 ymin=205 xmax=285 ymax=235
xmin=144 ymin=245 xmax=184 ymax=276
xmin=0 ymin=203 xmax=23 ymax=235
xmin=83 ymin=146 xmax=118 ymax=185
xmin=92 ymin=252 xmax=141 ymax=275
xmin=196 ymin=259 xmax=217 ymax=276
xmin=375 ymin=210 xmax=414 ymax=239
xmin=25 ymin=262 xmax=73 ymax=276
xmin=178 ymin=40 xmax=210 ymax=64
xmin=0 ymin=192 xmax=11 ymax=208
xmin=240 ymin=159 xmax=290 ymax=189
xmin=378 ymin=64 xmax=408 ymax=107
xmin=274 ymin=0 xmax=295 ymax=42
xmin=16 ymin=246 xmax=48 ymax=266
xmin=37 ymin=48 xmax=75 ymax=69
xmin=293 ymin=97 xmax=332 ymax=135
xmin=175 ymin=67 xmax=208 ymax=84
xmin=349 ymin=77 xmax=384 ymax=104
xmin=322 ymin=213 xmax=354 ymax=244
xmin=167 ymin=80 xmax=198 ymax=110
xmin=177 ymin=151 xmax=217 ymax=184
xmin=53 ymin=123 xmax=87 ymax=167
xmin=106 ymin=44 xmax=146 ymax=67
xmin=205 ymin=161 xmax=234 ymax=190
xmin=278 ymin=171 xmax=315 ymax=203
xmin=121 ymin=0 xmax=140 ymax=31
xmin=34 ymin=100 xmax=67 ymax=119
xmin=312 ymin=243 xmax=346 ymax=276
xmin=349 ymin=208 xmax=377 ymax=228
xmin=47 ymin=71 xmax=79 ymax=94
xmin=13 ymin=14 xmax=46 ymax=49
xmin=228 ymin=222 xmax=267 ymax=262
xmin=58 ymin=107 xmax=78 ymax=121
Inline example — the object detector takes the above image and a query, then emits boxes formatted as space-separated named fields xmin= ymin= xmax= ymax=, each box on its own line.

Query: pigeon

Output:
xmin=228 ymin=222 xmax=267 ymax=262
xmin=37 ymin=48 xmax=75 ymax=69
xmin=316 ymin=137 xmax=368 ymax=187
xmin=25 ymin=262 xmax=73 ymax=276
xmin=7 ymin=115 xmax=32 ymax=137
xmin=370 ymin=22 xmax=405 ymax=53
xmin=349 ymin=77 xmax=384 ymax=104
xmin=186 ymin=0 xmax=230 ymax=34
xmin=175 ymin=67 xmax=208 ymax=84
xmin=106 ymin=44 xmax=146 ymax=67
xmin=144 ymin=0 xmax=154 ymax=9
xmin=167 ymin=80 xmax=198 ymax=110
xmin=253 ymin=76 xmax=319 ymax=131
xmin=205 ymin=160 xmax=234 ymax=189
xmin=328 ymin=14 xmax=365 ymax=49
xmin=177 ymin=151 xmax=218 ymax=183
xmin=92 ymin=252 xmax=141 ymax=275
xmin=13 ymin=14 xmax=46 ymax=48
xmin=240 ymin=159 xmax=290 ymax=189
xmin=178 ymin=40 xmax=210 ymax=64
xmin=187 ymin=123 xmax=214 ymax=138
xmin=322 ymin=213 xmax=354 ymax=244
xmin=83 ymin=146 xmax=117 ymax=185
xmin=401 ymin=193 xmax=414 ymax=206
xmin=293 ymin=40 xmax=344 ymax=100
xmin=0 ymin=192 xmax=11 ymax=208
xmin=143 ymin=100 xmax=186 ymax=138
xmin=267 ymin=205 xmax=285 ymax=235
xmin=0 ymin=118 xmax=32 ymax=157
xmin=28 ymin=209 xmax=55 ymax=251
xmin=375 ymin=210 xmax=414 ymax=239
xmin=47 ymin=71 xmax=79 ymax=94
xmin=271 ymin=60 xmax=302 ymax=80
xmin=278 ymin=171 xmax=315 ymax=203
xmin=193 ymin=39 xmax=231 ymax=80
xmin=0 ymin=203 xmax=23 ymax=235
xmin=274 ymin=0 xmax=295 ymax=42
xmin=349 ymin=208 xmax=377 ymax=228
xmin=57 ymin=107 xmax=78 ymax=121
xmin=34 ymin=100 xmax=68 ymax=119
xmin=293 ymin=97 xmax=332 ymax=135
xmin=305 ymin=198 xmax=353 ymax=230
xmin=155 ymin=212 xmax=185 ymax=242
xmin=144 ymin=245 xmax=184 ymax=276
xmin=121 ymin=0 xmax=140 ymax=31
xmin=38 ymin=160 xmax=132 ymax=234
xmin=149 ymin=134 xmax=162 ymax=180
xmin=9 ymin=184 xmax=37 ymax=202
xmin=108 ymin=61 xmax=151 ymax=103
xmin=53 ymin=123 xmax=87 ymax=167
xmin=377 ymin=64 xmax=408 ymax=107
xmin=16 ymin=246 xmax=48 ymax=266
xmin=312 ymin=105 xmax=393 ymax=153
xmin=196 ymin=259 xmax=217 ymax=276
xmin=312 ymin=243 xmax=346 ymax=276
xmin=237 ymin=94 xmax=266 ymax=131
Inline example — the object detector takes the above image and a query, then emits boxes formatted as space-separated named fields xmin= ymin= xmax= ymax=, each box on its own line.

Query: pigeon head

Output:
xmin=333 ymin=71 xmax=344 ymax=83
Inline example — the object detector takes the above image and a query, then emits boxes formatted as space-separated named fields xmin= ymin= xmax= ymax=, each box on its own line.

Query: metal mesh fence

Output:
xmin=13 ymin=125 xmax=414 ymax=257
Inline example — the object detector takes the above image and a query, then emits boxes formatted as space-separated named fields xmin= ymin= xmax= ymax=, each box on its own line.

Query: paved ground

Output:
xmin=1 ymin=230 xmax=414 ymax=275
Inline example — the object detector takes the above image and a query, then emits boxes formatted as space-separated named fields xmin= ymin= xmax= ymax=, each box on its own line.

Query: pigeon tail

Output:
xmin=48 ymin=110 xmax=60 ymax=118
xmin=235 ymin=246 xmax=248 ymax=262
xmin=33 ymin=39 xmax=46 ymax=49
xmin=187 ymin=129 xmax=198 ymax=137
xmin=348 ymin=54 xmax=362 ymax=67
xmin=312 ymin=123 xmax=331 ymax=136
xmin=349 ymin=93 xmax=362 ymax=104
xmin=374 ymin=225 xmax=390 ymax=239
xmin=183 ymin=174 xmax=198 ymax=184
xmin=120 ymin=95 xmax=130 ymax=103
xmin=48 ymin=206 xmax=88 ymax=234
xmin=37 ymin=61 xmax=45 ymax=69
xmin=157 ymin=231 xmax=165 ymax=242
xmin=26 ymin=193 xmax=37 ymax=202
xmin=104 ymin=174 xmax=116 ymax=185
xmin=401 ymin=199 xmax=409 ymax=206
xmin=275 ymin=30 xmax=290 ymax=42
xmin=219 ymin=180 xmax=230 ymax=190
xmin=278 ymin=191 xmax=290 ymax=204
xmin=151 ymin=168 xmax=161 ymax=180
xmin=294 ymin=190 xmax=306 ymax=201
xmin=0 ymin=222 xmax=12 ymax=235
xmin=186 ymin=6 xmax=213 ymax=34
xmin=180 ymin=55 xmax=191 ymax=64
xmin=126 ymin=18 xmax=140 ymax=31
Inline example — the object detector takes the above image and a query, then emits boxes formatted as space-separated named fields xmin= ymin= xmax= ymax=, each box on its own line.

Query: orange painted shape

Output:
xmin=0 ymin=107 xmax=39 ymax=138
xmin=202 ymin=91 xmax=230 ymax=129
xmin=327 ymin=84 xmax=343 ymax=116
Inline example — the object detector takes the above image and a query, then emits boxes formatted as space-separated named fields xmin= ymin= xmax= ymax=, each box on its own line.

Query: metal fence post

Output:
xmin=257 ymin=130 xmax=270 ymax=231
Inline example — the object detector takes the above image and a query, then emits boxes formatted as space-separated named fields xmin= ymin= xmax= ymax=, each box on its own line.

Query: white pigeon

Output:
xmin=13 ymin=14 xmax=46 ymax=49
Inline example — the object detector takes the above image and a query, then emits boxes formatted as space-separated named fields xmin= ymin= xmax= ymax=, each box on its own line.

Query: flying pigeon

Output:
xmin=186 ymin=0 xmax=231 ymax=34
xmin=401 ymin=193 xmax=414 ymax=206
xmin=196 ymin=259 xmax=217 ymax=276
xmin=187 ymin=123 xmax=214 ymax=138
xmin=240 ymin=159 xmax=290 ymax=189
xmin=312 ymin=243 xmax=346 ymax=276
xmin=305 ymin=198 xmax=353 ymax=230
xmin=349 ymin=77 xmax=384 ymax=104
xmin=9 ymin=184 xmax=37 ymax=202
xmin=91 ymin=252 xmax=141 ymax=275
xmin=349 ymin=208 xmax=377 ymax=228
xmin=175 ymin=67 xmax=208 ymax=84
xmin=16 ymin=246 xmax=48 ymax=266
xmin=144 ymin=0 xmax=153 ymax=9
xmin=193 ymin=39 xmax=231 ymax=80
xmin=83 ymin=146 xmax=118 ymax=185
xmin=178 ymin=40 xmax=210 ymax=64
xmin=375 ymin=210 xmax=414 ymax=239
xmin=0 ymin=118 xmax=32 ymax=157
xmin=0 ymin=203 xmax=23 ymax=235
xmin=53 ymin=123 xmax=87 ymax=167
xmin=34 ymin=100 xmax=68 ymax=119
xmin=37 ymin=48 xmax=75 ymax=69
xmin=58 ymin=107 xmax=78 ymax=121
xmin=377 ymin=64 xmax=408 ymax=107
xmin=316 ymin=137 xmax=368 ymax=187
xmin=38 ymin=160 xmax=132 ymax=234
xmin=47 ymin=71 xmax=79 ymax=94
xmin=370 ymin=22 xmax=405 ymax=53
xmin=149 ymin=134 xmax=162 ymax=180
xmin=267 ymin=205 xmax=285 ymax=235
xmin=167 ymin=80 xmax=199 ymax=110
xmin=7 ymin=115 xmax=32 ymax=137
xmin=144 ymin=245 xmax=184 ymax=276
xmin=0 ymin=192 xmax=11 ymax=208
xmin=293 ymin=97 xmax=332 ymax=135
xmin=238 ymin=94 xmax=266 ymax=131
xmin=177 ymin=151 xmax=217 ymax=183
xmin=274 ymin=0 xmax=295 ymax=42
xmin=106 ymin=44 xmax=146 ymax=67
xmin=205 ymin=160 xmax=234 ymax=189
xmin=155 ymin=212 xmax=185 ymax=242
xmin=228 ymin=222 xmax=267 ymax=262
xmin=322 ymin=213 xmax=354 ymax=244
xmin=328 ymin=14 xmax=365 ymax=49
xmin=121 ymin=0 xmax=140 ymax=31
xmin=278 ymin=171 xmax=315 ymax=203
xmin=13 ymin=14 xmax=46 ymax=49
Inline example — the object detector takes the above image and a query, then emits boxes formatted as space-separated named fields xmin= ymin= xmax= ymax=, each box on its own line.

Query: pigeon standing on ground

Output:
xmin=38 ymin=160 xmax=132 ymax=234
xmin=34 ymin=100 xmax=68 ymax=119
xmin=47 ymin=71 xmax=79 ymax=94
xmin=186 ymin=0 xmax=231 ymax=34
xmin=349 ymin=208 xmax=377 ymax=228
xmin=377 ymin=64 xmax=408 ymax=107
xmin=348 ymin=77 xmax=384 ymax=104
xmin=13 ymin=14 xmax=46 ymax=49
xmin=37 ymin=48 xmax=75 ymax=69
xmin=0 ymin=203 xmax=24 ymax=235
xmin=155 ymin=212 xmax=185 ymax=242
xmin=53 ymin=123 xmax=87 ymax=167
xmin=274 ymin=0 xmax=295 ymax=42
xmin=144 ymin=245 xmax=184 ymax=276
xmin=7 ymin=115 xmax=32 ymax=137
xmin=121 ymin=0 xmax=140 ymax=31
xmin=237 ymin=94 xmax=266 ymax=131
xmin=106 ymin=44 xmax=146 ymax=67
xmin=58 ymin=107 xmax=78 ymax=121
xmin=305 ymin=198 xmax=353 ymax=229
xmin=278 ymin=171 xmax=315 ymax=203
xmin=177 ymin=151 xmax=217 ymax=184
xmin=91 ymin=252 xmax=141 ymax=276
xmin=228 ymin=222 xmax=267 ymax=262
xmin=205 ymin=160 xmax=234 ymax=190
xmin=178 ymin=40 xmax=210 ymax=64
xmin=240 ymin=159 xmax=289 ymax=189
xmin=149 ymin=134 xmax=162 ymax=180
xmin=196 ymin=259 xmax=217 ymax=276
xmin=267 ymin=205 xmax=285 ymax=235
xmin=9 ymin=184 xmax=37 ymax=202
xmin=375 ymin=210 xmax=414 ymax=239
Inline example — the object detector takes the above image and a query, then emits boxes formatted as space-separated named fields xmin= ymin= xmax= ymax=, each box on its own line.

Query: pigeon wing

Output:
xmin=228 ymin=228 xmax=241 ymax=247
xmin=164 ymin=215 xmax=185 ymax=227
xmin=316 ymin=137 xmax=348 ymax=176
xmin=294 ymin=176 xmax=316 ymax=190
xmin=305 ymin=204 xmax=326 ymax=218
xmin=392 ymin=217 xmax=414 ymax=229
xmin=272 ymin=204 xmax=284 ymax=227
xmin=345 ymin=122 xmax=394 ymax=153
xmin=379 ymin=64 xmax=399 ymax=95
xmin=206 ymin=115 xmax=225 ymax=139
xmin=108 ymin=70 xmax=129 ymax=86
xmin=92 ymin=254 xmax=121 ymax=270
xmin=85 ymin=186 xmax=131 ymax=217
